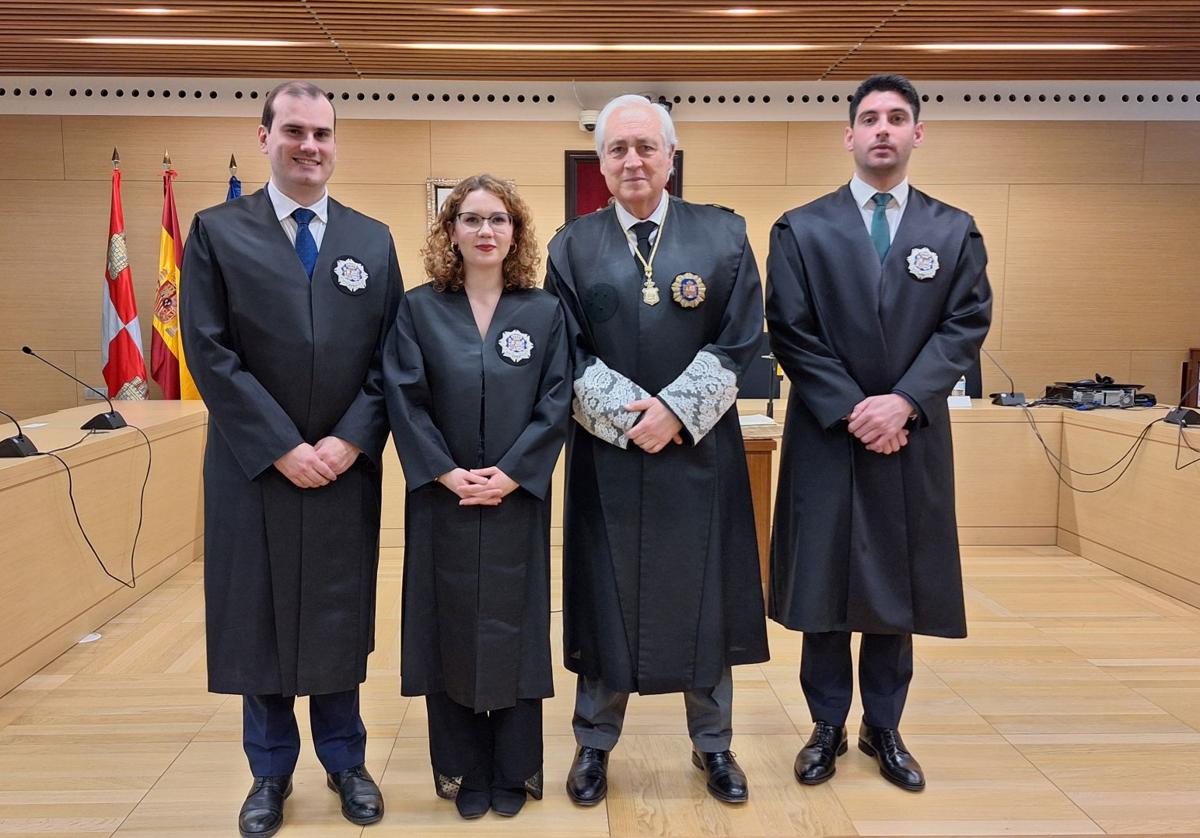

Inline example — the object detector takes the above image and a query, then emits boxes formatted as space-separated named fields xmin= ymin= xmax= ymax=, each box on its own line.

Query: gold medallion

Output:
xmin=642 ymin=281 xmax=660 ymax=306
xmin=671 ymin=272 xmax=706 ymax=308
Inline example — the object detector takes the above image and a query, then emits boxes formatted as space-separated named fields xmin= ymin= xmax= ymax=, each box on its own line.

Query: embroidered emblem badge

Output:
xmin=333 ymin=257 xmax=368 ymax=293
xmin=906 ymin=247 xmax=939 ymax=281
xmin=671 ymin=272 xmax=706 ymax=308
xmin=497 ymin=329 xmax=534 ymax=364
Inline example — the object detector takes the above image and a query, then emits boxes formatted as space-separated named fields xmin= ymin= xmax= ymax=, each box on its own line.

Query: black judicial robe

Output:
xmin=545 ymin=198 xmax=769 ymax=696
xmin=181 ymin=188 xmax=402 ymax=696
xmin=766 ymin=184 xmax=992 ymax=638
xmin=383 ymin=284 xmax=570 ymax=713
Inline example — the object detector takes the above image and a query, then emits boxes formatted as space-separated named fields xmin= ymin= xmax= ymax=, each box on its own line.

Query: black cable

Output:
xmin=38 ymin=423 xmax=153 ymax=589
xmin=1020 ymin=404 xmax=1164 ymax=493
xmin=44 ymin=429 xmax=97 ymax=453
xmin=1176 ymin=422 xmax=1200 ymax=472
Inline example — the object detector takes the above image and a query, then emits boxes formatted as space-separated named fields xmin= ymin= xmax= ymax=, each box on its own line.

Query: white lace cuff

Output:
xmin=658 ymin=350 xmax=739 ymax=443
xmin=573 ymin=360 xmax=650 ymax=449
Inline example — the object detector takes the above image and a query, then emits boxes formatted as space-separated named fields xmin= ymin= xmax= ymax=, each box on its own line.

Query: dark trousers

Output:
xmin=800 ymin=632 xmax=913 ymax=729
xmin=426 ymin=692 xmax=542 ymax=793
xmin=242 ymin=687 xmax=366 ymax=777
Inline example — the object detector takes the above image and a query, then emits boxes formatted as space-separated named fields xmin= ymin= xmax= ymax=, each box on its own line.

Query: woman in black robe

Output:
xmin=383 ymin=174 xmax=570 ymax=819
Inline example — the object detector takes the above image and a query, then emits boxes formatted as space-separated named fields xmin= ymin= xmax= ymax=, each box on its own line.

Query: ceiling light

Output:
xmin=443 ymin=5 xmax=526 ymax=12
xmin=1026 ymin=7 xmax=1120 ymax=14
xmin=908 ymin=42 xmax=1134 ymax=51
xmin=103 ymin=6 xmax=189 ymax=13
xmin=389 ymin=42 xmax=816 ymax=51
xmin=65 ymin=36 xmax=308 ymax=46
xmin=692 ymin=6 xmax=781 ymax=14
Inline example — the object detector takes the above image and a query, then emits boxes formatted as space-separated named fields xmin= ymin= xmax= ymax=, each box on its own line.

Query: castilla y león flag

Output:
xmin=151 ymin=166 xmax=198 ymax=398
xmin=102 ymin=166 xmax=148 ymax=400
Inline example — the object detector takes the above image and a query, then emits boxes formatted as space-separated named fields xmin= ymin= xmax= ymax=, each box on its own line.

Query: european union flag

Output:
xmin=226 ymin=174 xmax=242 ymax=201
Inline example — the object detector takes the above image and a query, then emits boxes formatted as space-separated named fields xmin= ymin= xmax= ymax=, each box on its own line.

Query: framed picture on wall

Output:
xmin=564 ymin=150 xmax=684 ymax=222
xmin=425 ymin=177 xmax=459 ymax=226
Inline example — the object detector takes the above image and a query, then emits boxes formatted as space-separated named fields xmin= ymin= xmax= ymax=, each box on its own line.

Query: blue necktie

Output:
xmin=291 ymin=207 xmax=318 ymax=280
xmin=870 ymin=192 xmax=893 ymax=262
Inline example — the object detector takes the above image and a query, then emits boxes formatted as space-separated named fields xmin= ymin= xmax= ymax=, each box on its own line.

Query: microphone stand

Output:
xmin=982 ymin=348 xmax=1026 ymax=406
xmin=1165 ymin=374 xmax=1200 ymax=428
xmin=0 ymin=407 xmax=38 ymax=457
xmin=21 ymin=346 xmax=127 ymax=431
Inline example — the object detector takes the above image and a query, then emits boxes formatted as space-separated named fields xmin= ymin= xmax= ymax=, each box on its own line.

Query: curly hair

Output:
xmin=422 ymin=174 xmax=540 ymax=292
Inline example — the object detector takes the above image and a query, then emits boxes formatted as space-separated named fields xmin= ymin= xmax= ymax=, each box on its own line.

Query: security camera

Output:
xmin=579 ymin=109 xmax=600 ymax=132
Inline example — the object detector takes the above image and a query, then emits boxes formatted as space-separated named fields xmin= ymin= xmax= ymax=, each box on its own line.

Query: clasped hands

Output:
xmin=438 ymin=466 xmax=519 ymax=507
xmin=624 ymin=397 xmax=683 ymax=454
xmin=846 ymin=394 xmax=913 ymax=455
xmin=273 ymin=437 xmax=361 ymax=488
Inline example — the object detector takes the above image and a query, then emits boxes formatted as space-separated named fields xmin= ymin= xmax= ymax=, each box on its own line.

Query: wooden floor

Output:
xmin=3 ymin=545 xmax=1200 ymax=837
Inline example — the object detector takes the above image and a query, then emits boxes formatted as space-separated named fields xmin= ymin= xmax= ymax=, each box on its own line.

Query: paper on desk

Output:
xmin=739 ymin=413 xmax=776 ymax=426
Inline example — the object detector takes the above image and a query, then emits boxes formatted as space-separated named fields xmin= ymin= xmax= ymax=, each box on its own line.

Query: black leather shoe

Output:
xmin=857 ymin=723 xmax=925 ymax=792
xmin=455 ymin=786 xmax=490 ymax=819
xmin=691 ymin=749 xmax=749 ymax=803
xmin=326 ymin=764 xmax=385 ymax=825
xmin=565 ymin=746 xmax=609 ymax=806
xmin=794 ymin=722 xmax=848 ymax=785
xmin=238 ymin=775 xmax=292 ymax=838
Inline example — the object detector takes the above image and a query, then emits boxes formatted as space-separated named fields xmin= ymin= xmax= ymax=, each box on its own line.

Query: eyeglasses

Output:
xmin=455 ymin=211 xmax=513 ymax=232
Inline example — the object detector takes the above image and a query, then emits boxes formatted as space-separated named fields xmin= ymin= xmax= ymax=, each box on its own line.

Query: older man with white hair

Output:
xmin=545 ymin=94 xmax=769 ymax=805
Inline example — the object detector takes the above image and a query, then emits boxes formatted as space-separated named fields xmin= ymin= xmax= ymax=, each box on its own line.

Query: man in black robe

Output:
xmin=181 ymin=80 xmax=401 ymax=836
xmin=546 ymin=95 xmax=769 ymax=805
xmin=766 ymin=74 xmax=992 ymax=792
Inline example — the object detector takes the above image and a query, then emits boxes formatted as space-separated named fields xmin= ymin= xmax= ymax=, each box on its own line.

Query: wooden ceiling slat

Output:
xmin=2 ymin=0 xmax=1199 ymax=80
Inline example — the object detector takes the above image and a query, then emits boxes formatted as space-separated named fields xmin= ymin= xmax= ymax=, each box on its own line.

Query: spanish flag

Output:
xmin=151 ymin=165 xmax=198 ymax=399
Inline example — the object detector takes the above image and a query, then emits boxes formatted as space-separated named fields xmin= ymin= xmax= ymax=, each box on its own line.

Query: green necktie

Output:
xmin=870 ymin=192 xmax=893 ymax=262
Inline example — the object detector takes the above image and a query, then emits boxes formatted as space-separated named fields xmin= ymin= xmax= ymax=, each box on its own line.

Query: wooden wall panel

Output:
xmin=910 ymin=122 xmax=1146 ymax=184
xmin=1131 ymin=350 xmax=1192 ymax=405
xmin=328 ymin=119 xmax=430 ymax=185
xmin=0 ymin=116 xmax=65 ymax=180
xmin=1 ymin=114 xmax=1196 ymax=423
xmin=62 ymin=116 xmax=270 ymax=183
xmin=0 ymin=180 xmax=111 ymax=351
xmin=784 ymin=122 xmax=855 ymax=185
xmin=0 ymin=350 xmax=78 ymax=420
xmin=681 ymin=122 xmax=789 ymax=186
xmin=430 ymin=121 xmax=584 ymax=187
xmin=1143 ymin=122 xmax=1200 ymax=185
xmin=1004 ymin=184 xmax=1200 ymax=351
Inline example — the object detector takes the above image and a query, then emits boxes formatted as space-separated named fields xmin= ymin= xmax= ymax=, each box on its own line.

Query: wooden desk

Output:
xmin=1053 ymin=406 xmax=1200 ymax=605
xmin=742 ymin=421 xmax=782 ymax=594
xmin=0 ymin=402 xmax=206 ymax=696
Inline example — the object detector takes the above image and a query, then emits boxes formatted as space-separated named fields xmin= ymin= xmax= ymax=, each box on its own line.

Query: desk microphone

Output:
xmin=21 ymin=346 xmax=128 ymax=431
xmin=982 ymin=348 xmax=1026 ymax=406
xmin=0 ymin=407 xmax=38 ymax=457
xmin=1165 ymin=374 xmax=1200 ymax=428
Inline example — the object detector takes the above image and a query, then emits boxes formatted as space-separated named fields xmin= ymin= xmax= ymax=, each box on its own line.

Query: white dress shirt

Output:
xmin=614 ymin=190 xmax=669 ymax=257
xmin=267 ymin=179 xmax=329 ymax=250
xmin=849 ymin=174 xmax=909 ymax=244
